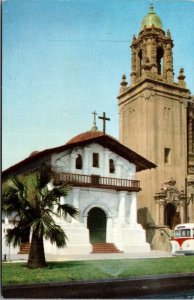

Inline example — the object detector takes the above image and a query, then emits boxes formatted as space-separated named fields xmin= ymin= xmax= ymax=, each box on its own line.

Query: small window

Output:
xmin=109 ymin=159 xmax=115 ymax=173
xmin=181 ymin=229 xmax=191 ymax=237
xmin=76 ymin=154 xmax=82 ymax=169
xmin=164 ymin=148 xmax=171 ymax=164
xmin=93 ymin=153 xmax=99 ymax=168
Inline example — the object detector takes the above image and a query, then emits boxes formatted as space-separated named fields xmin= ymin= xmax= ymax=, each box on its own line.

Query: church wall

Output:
xmin=51 ymin=143 xmax=136 ymax=180
xmin=2 ymin=140 xmax=150 ymax=257
xmin=119 ymin=81 xmax=188 ymax=229
xmin=43 ymin=186 xmax=150 ymax=254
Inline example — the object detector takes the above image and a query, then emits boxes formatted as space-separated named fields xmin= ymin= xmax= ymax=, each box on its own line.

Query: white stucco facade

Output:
xmin=44 ymin=142 xmax=150 ymax=254
xmin=2 ymin=135 xmax=152 ymax=258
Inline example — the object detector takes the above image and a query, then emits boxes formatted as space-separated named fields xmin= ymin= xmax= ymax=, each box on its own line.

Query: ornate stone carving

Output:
xmin=119 ymin=74 xmax=128 ymax=94
xmin=155 ymin=178 xmax=186 ymax=208
xmin=140 ymin=87 xmax=155 ymax=101
xmin=177 ymin=68 xmax=186 ymax=88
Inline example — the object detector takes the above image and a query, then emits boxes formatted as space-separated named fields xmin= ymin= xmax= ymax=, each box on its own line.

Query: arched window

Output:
xmin=157 ymin=47 xmax=164 ymax=75
xmin=109 ymin=159 xmax=115 ymax=174
xmin=138 ymin=50 xmax=142 ymax=77
xmin=76 ymin=154 xmax=82 ymax=170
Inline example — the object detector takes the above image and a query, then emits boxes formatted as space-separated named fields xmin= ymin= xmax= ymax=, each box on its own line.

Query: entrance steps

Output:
xmin=92 ymin=243 xmax=123 ymax=253
xmin=18 ymin=242 xmax=31 ymax=254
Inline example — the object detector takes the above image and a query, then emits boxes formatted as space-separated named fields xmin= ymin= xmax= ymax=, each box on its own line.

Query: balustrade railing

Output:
xmin=54 ymin=172 xmax=140 ymax=191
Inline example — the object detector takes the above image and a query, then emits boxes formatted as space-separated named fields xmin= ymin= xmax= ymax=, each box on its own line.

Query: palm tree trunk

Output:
xmin=27 ymin=230 xmax=47 ymax=268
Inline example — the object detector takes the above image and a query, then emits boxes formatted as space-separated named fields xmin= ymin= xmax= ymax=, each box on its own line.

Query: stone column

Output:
xmin=136 ymin=48 xmax=141 ymax=78
xmin=159 ymin=200 xmax=165 ymax=225
xmin=188 ymin=199 xmax=194 ymax=222
xmin=83 ymin=147 xmax=91 ymax=174
xmin=130 ymin=46 xmax=137 ymax=85
xmin=180 ymin=204 xmax=185 ymax=224
xmin=129 ymin=192 xmax=137 ymax=225
xmin=165 ymin=43 xmax=174 ymax=83
xmin=118 ymin=191 xmax=126 ymax=225
xmin=155 ymin=200 xmax=160 ymax=225
xmin=188 ymin=114 xmax=193 ymax=153
xmin=150 ymin=39 xmax=157 ymax=74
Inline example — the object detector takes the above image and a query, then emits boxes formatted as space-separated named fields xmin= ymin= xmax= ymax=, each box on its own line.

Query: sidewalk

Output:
xmin=3 ymin=250 xmax=173 ymax=262
xmin=46 ymin=250 xmax=174 ymax=261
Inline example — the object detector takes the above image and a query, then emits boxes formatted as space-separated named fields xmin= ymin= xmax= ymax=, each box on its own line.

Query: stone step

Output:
xmin=18 ymin=243 xmax=31 ymax=254
xmin=92 ymin=243 xmax=122 ymax=253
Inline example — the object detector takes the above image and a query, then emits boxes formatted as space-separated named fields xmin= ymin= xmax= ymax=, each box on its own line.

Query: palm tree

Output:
xmin=2 ymin=165 xmax=79 ymax=268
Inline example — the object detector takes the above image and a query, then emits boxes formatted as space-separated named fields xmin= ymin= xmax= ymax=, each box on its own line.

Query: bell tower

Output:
xmin=118 ymin=4 xmax=193 ymax=250
xmin=130 ymin=4 xmax=174 ymax=85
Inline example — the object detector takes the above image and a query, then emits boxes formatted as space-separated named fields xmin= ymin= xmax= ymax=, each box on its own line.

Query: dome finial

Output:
xmin=177 ymin=67 xmax=186 ymax=88
xmin=149 ymin=3 xmax=154 ymax=13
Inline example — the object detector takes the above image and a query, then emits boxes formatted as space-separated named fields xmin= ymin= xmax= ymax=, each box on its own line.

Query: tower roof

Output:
xmin=141 ymin=4 xmax=162 ymax=30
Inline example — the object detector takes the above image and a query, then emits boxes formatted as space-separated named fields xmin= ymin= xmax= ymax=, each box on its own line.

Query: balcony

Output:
xmin=53 ymin=172 xmax=141 ymax=192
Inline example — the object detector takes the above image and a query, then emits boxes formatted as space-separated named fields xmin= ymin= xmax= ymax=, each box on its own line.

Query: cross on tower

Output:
xmin=98 ymin=112 xmax=110 ymax=134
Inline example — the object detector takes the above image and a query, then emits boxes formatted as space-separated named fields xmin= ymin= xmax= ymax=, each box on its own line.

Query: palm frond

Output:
xmin=30 ymin=212 xmax=56 ymax=239
xmin=2 ymin=184 xmax=28 ymax=216
xmin=2 ymin=183 xmax=35 ymax=224
xmin=3 ymin=169 xmax=75 ymax=253
xmin=6 ymin=176 xmax=25 ymax=192
xmin=5 ymin=226 xmax=23 ymax=247
xmin=49 ymin=184 xmax=70 ymax=198
xmin=41 ymin=184 xmax=70 ymax=209
xmin=44 ymin=225 xmax=67 ymax=248
xmin=57 ymin=204 xmax=79 ymax=219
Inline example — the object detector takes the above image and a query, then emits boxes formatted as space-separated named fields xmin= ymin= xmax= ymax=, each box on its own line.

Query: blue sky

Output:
xmin=2 ymin=0 xmax=194 ymax=170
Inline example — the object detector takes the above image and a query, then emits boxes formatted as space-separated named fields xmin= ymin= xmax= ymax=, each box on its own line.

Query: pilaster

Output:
xmin=103 ymin=149 xmax=110 ymax=176
xmin=83 ymin=147 xmax=91 ymax=174
xmin=70 ymin=153 xmax=77 ymax=173
xmin=159 ymin=199 xmax=165 ymax=225
xmin=118 ymin=191 xmax=127 ymax=225
xmin=115 ymin=160 xmax=123 ymax=178
xmin=129 ymin=192 xmax=138 ymax=225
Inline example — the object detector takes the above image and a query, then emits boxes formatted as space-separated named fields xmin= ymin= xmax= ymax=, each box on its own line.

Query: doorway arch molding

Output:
xmin=155 ymin=178 xmax=186 ymax=227
xmin=83 ymin=203 xmax=112 ymax=218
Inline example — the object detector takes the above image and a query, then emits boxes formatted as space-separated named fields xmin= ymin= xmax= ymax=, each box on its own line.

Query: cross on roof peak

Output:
xmin=98 ymin=112 xmax=110 ymax=134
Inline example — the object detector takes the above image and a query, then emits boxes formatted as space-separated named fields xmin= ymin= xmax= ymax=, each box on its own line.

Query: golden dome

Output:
xmin=141 ymin=4 xmax=162 ymax=30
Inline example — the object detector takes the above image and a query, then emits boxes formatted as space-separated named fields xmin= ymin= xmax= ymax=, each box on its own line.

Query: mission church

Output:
xmin=2 ymin=4 xmax=194 ymax=256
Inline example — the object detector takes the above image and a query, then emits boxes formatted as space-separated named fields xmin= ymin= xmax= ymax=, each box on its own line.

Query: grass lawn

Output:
xmin=2 ymin=256 xmax=194 ymax=285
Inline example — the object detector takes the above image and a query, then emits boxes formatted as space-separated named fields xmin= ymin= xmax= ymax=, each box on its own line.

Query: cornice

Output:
xmin=118 ymin=77 xmax=190 ymax=103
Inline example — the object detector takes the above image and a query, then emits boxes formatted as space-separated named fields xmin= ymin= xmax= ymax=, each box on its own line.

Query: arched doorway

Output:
xmin=164 ymin=203 xmax=180 ymax=229
xmin=87 ymin=207 xmax=106 ymax=243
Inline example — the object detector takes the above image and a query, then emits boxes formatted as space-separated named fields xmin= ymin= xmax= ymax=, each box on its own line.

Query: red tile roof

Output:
xmin=2 ymin=131 xmax=157 ymax=177
xmin=66 ymin=130 xmax=118 ymax=144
